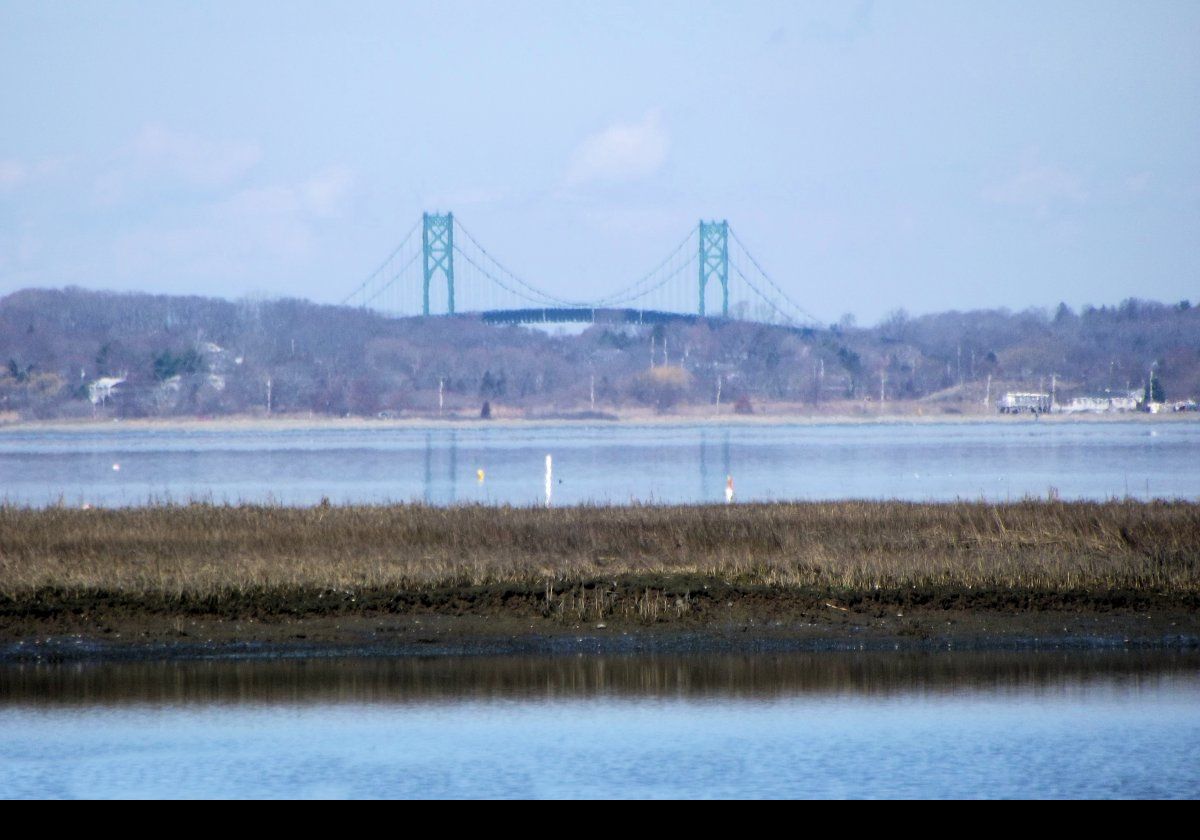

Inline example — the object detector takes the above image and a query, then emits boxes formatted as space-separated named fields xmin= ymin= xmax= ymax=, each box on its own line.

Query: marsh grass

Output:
xmin=1 ymin=500 xmax=1197 ymax=616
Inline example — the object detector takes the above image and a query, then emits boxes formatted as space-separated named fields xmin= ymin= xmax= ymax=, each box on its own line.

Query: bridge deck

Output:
xmin=480 ymin=307 xmax=708 ymax=326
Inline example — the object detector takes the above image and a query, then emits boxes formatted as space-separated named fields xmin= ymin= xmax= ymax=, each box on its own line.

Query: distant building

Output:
xmin=87 ymin=376 xmax=125 ymax=406
xmin=1062 ymin=391 xmax=1141 ymax=414
xmin=999 ymin=392 xmax=1051 ymax=414
xmin=199 ymin=342 xmax=241 ymax=374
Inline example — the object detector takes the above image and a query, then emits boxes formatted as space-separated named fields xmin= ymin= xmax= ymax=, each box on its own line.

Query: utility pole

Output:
xmin=590 ymin=374 xmax=595 ymax=410
xmin=266 ymin=377 xmax=272 ymax=415
xmin=438 ymin=377 xmax=445 ymax=415
xmin=984 ymin=374 xmax=992 ymax=408
xmin=715 ymin=374 xmax=723 ymax=408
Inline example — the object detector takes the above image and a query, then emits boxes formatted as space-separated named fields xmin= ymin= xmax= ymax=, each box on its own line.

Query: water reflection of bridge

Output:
xmin=418 ymin=428 xmax=731 ymax=505
xmin=423 ymin=430 xmax=455 ymax=505
xmin=698 ymin=429 xmax=733 ymax=503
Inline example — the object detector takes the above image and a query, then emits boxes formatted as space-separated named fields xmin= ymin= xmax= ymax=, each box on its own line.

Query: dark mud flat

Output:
xmin=3 ymin=592 xmax=1198 ymax=663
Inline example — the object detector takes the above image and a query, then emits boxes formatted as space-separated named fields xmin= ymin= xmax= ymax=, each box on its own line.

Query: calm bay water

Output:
xmin=1 ymin=420 xmax=1197 ymax=507
xmin=1 ymin=653 xmax=1197 ymax=799
xmin=4 ymin=422 xmax=1197 ymax=798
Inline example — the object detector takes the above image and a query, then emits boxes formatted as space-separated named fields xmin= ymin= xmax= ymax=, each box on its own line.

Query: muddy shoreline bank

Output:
xmin=4 ymin=589 xmax=1197 ymax=663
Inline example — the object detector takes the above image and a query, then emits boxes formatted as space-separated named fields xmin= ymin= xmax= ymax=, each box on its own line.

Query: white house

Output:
xmin=87 ymin=376 xmax=125 ymax=406
xmin=999 ymin=392 xmax=1051 ymax=414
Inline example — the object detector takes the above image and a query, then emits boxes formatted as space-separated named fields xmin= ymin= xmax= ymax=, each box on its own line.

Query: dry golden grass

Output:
xmin=1 ymin=500 xmax=1197 ymax=605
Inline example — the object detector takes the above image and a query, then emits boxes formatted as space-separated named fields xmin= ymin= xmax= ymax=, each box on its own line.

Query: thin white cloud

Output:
xmin=799 ymin=0 xmax=876 ymax=44
xmin=566 ymin=110 xmax=669 ymax=186
xmin=110 ymin=166 xmax=356 ymax=279
xmin=0 ymin=157 xmax=67 ymax=194
xmin=222 ymin=166 xmax=355 ymax=223
xmin=131 ymin=124 xmax=262 ymax=188
xmin=0 ymin=226 xmax=43 ymax=280
xmin=95 ymin=124 xmax=262 ymax=205
xmin=983 ymin=158 xmax=1087 ymax=216
xmin=0 ymin=126 xmax=354 ymax=290
xmin=0 ymin=160 xmax=25 ymax=191
xmin=301 ymin=166 xmax=355 ymax=218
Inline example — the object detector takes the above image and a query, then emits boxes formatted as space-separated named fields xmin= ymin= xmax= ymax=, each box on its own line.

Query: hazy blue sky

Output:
xmin=2 ymin=1 xmax=1197 ymax=323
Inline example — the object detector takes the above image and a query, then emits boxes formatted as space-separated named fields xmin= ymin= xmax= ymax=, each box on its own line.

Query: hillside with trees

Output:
xmin=1 ymin=287 xmax=1197 ymax=421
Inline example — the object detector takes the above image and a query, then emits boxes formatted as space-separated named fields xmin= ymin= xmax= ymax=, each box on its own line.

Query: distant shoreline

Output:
xmin=2 ymin=408 xmax=1196 ymax=435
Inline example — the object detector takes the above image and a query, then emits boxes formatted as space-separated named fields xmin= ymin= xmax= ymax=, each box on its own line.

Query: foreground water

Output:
xmin=1 ymin=653 xmax=1197 ymax=799
xmin=1 ymin=420 xmax=1197 ymax=507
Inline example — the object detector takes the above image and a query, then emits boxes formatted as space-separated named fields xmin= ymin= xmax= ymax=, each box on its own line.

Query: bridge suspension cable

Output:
xmin=730 ymin=257 xmax=801 ymax=326
xmin=359 ymin=249 xmax=422 ymax=309
xmin=594 ymin=246 xmax=698 ymax=308
xmin=728 ymin=226 xmax=825 ymax=327
xmin=451 ymin=239 xmax=578 ymax=308
xmin=341 ymin=218 xmax=421 ymax=306
xmin=453 ymin=217 xmax=587 ymax=307
xmin=589 ymin=228 xmax=698 ymax=307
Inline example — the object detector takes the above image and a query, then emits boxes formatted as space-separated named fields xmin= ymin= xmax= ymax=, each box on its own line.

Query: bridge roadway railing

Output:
xmin=479 ymin=307 xmax=704 ymax=326
xmin=475 ymin=307 xmax=822 ymax=337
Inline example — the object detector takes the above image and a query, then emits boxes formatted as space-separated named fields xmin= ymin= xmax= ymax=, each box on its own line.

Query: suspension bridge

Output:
xmin=341 ymin=213 xmax=823 ymax=328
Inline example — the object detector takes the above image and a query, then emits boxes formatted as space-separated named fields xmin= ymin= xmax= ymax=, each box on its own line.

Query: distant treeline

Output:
xmin=0 ymin=287 xmax=1196 ymax=419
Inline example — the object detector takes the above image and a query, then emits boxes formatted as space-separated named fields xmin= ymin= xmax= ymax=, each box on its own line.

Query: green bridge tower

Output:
xmin=698 ymin=220 xmax=728 ymax=317
xmin=422 ymin=212 xmax=455 ymax=315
